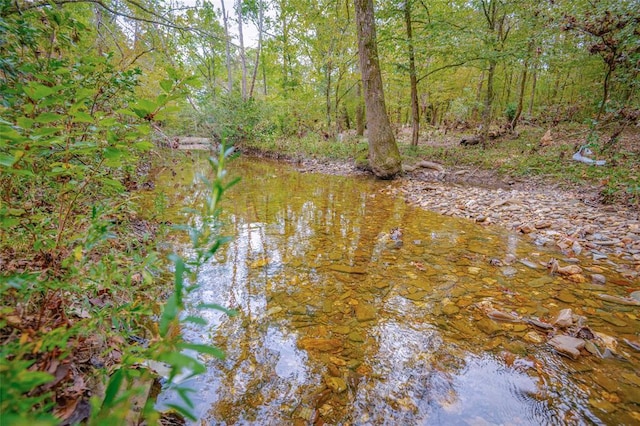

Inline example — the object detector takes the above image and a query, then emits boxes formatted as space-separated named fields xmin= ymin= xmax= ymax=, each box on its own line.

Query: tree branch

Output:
xmin=416 ymin=57 xmax=483 ymax=83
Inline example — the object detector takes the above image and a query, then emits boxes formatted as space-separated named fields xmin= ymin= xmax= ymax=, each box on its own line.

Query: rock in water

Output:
xmin=553 ymin=308 xmax=573 ymax=328
xmin=549 ymin=335 xmax=586 ymax=359
xmin=298 ymin=338 xmax=342 ymax=352
xmin=326 ymin=376 xmax=347 ymax=393
xmin=354 ymin=303 xmax=377 ymax=322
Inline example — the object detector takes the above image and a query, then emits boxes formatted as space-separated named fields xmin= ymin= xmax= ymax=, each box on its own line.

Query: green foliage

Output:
xmin=150 ymin=143 xmax=238 ymax=420
xmin=204 ymin=95 xmax=271 ymax=144
xmin=0 ymin=356 xmax=58 ymax=426
xmin=504 ymin=103 xmax=517 ymax=122
xmin=0 ymin=4 xmax=232 ymax=424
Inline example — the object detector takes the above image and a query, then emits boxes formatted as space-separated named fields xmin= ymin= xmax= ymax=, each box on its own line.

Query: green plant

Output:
xmin=202 ymin=95 xmax=269 ymax=144
xmin=0 ymin=4 xmax=233 ymax=424
xmin=504 ymin=103 xmax=517 ymax=122
xmin=151 ymin=142 xmax=239 ymax=420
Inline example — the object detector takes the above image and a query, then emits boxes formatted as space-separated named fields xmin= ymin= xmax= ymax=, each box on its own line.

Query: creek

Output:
xmin=149 ymin=154 xmax=639 ymax=425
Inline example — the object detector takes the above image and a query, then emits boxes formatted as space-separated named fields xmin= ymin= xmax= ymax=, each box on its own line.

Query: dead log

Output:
xmin=402 ymin=160 xmax=445 ymax=173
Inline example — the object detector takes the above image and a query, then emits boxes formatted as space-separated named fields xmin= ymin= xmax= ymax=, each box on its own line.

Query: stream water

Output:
xmin=150 ymin=154 xmax=639 ymax=425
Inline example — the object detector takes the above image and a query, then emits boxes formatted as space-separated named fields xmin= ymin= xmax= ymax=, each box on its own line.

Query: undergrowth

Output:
xmin=0 ymin=6 xmax=236 ymax=424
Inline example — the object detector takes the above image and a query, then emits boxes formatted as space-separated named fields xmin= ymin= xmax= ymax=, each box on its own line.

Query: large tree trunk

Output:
xmin=356 ymin=81 xmax=365 ymax=136
xmin=221 ymin=0 xmax=233 ymax=94
xmin=404 ymin=0 xmax=419 ymax=147
xmin=354 ymin=0 xmax=401 ymax=179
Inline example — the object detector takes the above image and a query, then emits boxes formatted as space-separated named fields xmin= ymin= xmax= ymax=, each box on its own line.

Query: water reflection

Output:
xmin=152 ymin=154 xmax=639 ymax=425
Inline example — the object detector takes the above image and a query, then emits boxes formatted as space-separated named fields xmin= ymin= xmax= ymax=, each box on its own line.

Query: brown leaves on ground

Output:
xmin=0 ymin=289 xmax=124 ymax=424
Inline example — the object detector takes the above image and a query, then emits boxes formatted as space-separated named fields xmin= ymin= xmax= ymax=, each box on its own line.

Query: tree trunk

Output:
xmin=481 ymin=58 xmax=495 ymax=143
xmin=249 ymin=0 xmax=264 ymax=99
xmin=236 ymin=0 xmax=247 ymax=100
xmin=597 ymin=66 xmax=613 ymax=120
xmin=354 ymin=0 xmax=401 ymax=179
xmin=511 ymin=59 xmax=528 ymax=131
xmin=325 ymin=60 xmax=333 ymax=130
xmin=356 ymin=81 xmax=365 ymax=136
xmin=404 ymin=0 xmax=419 ymax=147
xmin=527 ymin=50 xmax=539 ymax=118
xmin=262 ymin=58 xmax=267 ymax=96
xmin=473 ymin=71 xmax=484 ymax=122
xmin=221 ymin=0 xmax=233 ymax=94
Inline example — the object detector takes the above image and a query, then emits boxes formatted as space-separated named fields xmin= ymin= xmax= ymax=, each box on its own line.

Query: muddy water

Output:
xmin=151 ymin=154 xmax=640 ymax=425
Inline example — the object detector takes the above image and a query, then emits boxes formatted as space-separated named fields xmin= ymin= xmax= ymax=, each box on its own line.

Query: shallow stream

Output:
xmin=150 ymin=154 xmax=639 ymax=425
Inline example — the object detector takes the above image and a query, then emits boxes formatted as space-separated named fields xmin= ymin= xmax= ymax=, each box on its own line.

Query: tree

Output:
xmin=354 ymin=0 xmax=402 ymax=178
xmin=236 ymin=0 xmax=248 ymax=99
xmin=403 ymin=0 xmax=420 ymax=146
xmin=479 ymin=0 xmax=511 ymax=143
xmin=562 ymin=0 xmax=640 ymax=119
xmin=220 ymin=0 xmax=234 ymax=94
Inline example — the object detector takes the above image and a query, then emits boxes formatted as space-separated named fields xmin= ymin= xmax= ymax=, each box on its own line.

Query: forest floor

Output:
xmin=245 ymin=124 xmax=640 ymax=281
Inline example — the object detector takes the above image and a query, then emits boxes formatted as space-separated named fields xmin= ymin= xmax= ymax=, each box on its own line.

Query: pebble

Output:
xmin=556 ymin=290 xmax=577 ymax=304
xmin=442 ymin=304 xmax=460 ymax=315
xmin=392 ymin=175 xmax=638 ymax=279
xmin=501 ymin=266 xmax=518 ymax=277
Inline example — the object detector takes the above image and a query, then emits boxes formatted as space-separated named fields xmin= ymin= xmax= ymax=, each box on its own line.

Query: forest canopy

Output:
xmin=3 ymin=0 xmax=637 ymax=142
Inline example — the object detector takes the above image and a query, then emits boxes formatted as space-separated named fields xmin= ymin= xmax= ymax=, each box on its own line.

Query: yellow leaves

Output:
xmin=19 ymin=333 xmax=30 ymax=345
xmin=73 ymin=245 xmax=83 ymax=261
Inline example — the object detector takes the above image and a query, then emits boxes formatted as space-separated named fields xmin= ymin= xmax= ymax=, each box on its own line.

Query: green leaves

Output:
xmin=160 ymin=79 xmax=174 ymax=93
xmin=34 ymin=112 xmax=64 ymax=123
xmin=132 ymin=99 xmax=158 ymax=119
xmin=0 ymin=357 xmax=57 ymax=426
xmin=23 ymin=82 xmax=57 ymax=101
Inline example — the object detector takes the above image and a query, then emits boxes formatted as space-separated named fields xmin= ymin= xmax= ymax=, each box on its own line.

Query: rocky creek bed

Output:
xmin=294 ymin=156 xmax=640 ymax=282
xmin=154 ymin=152 xmax=640 ymax=424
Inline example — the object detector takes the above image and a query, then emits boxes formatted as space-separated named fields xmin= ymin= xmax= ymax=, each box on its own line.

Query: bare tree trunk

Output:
xmin=221 ymin=0 xmax=233 ymax=94
xmin=481 ymin=58 xmax=495 ymax=143
xmin=473 ymin=71 xmax=484 ymax=122
xmin=404 ymin=0 xmax=419 ymax=147
xmin=597 ymin=67 xmax=613 ymax=120
xmin=528 ymin=48 xmax=539 ymax=118
xmin=511 ymin=58 xmax=528 ymax=131
xmin=325 ymin=58 xmax=333 ymax=130
xmin=249 ymin=0 xmax=264 ymax=99
xmin=262 ymin=60 xmax=267 ymax=96
xmin=236 ymin=0 xmax=247 ymax=100
xmin=503 ymin=66 xmax=513 ymax=106
xmin=354 ymin=0 xmax=401 ymax=178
